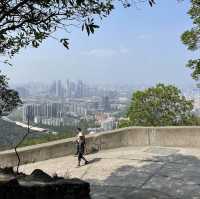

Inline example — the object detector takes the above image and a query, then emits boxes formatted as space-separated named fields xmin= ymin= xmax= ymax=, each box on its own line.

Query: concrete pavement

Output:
xmin=20 ymin=146 xmax=200 ymax=198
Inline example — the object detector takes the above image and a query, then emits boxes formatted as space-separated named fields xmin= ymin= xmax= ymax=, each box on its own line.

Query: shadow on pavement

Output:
xmin=87 ymin=151 xmax=200 ymax=199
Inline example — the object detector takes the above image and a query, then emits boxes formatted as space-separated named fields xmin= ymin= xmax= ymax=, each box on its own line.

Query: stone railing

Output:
xmin=1 ymin=126 xmax=200 ymax=167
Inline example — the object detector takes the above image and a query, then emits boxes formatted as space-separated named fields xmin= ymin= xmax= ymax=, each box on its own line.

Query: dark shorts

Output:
xmin=78 ymin=153 xmax=84 ymax=161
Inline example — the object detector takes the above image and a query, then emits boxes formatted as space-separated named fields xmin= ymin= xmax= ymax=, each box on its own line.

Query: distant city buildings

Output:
xmin=16 ymin=79 xmax=132 ymax=130
xmin=16 ymin=82 xmax=200 ymax=130
xmin=100 ymin=117 xmax=116 ymax=131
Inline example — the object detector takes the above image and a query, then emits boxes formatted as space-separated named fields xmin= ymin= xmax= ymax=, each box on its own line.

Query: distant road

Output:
xmin=2 ymin=117 xmax=48 ymax=133
xmin=1 ymin=117 xmax=15 ymax=123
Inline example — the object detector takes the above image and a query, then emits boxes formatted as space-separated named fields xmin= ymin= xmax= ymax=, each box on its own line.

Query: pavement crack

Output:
xmin=139 ymin=162 xmax=167 ymax=189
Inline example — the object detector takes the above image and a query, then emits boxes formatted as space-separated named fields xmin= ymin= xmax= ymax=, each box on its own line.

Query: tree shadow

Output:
xmin=87 ymin=150 xmax=200 ymax=199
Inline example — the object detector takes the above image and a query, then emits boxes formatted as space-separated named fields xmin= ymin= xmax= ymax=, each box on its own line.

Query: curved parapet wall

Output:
xmin=1 ymin=126 xmax=200 ymax=167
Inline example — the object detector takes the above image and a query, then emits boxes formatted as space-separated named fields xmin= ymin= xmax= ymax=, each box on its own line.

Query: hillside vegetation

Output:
xmin=0 ymin=119 xmax=44 ymax=150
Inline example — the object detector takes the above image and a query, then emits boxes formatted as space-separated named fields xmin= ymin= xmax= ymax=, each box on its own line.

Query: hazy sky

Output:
xmin=0 ymin=0 xmax=198 ymax=87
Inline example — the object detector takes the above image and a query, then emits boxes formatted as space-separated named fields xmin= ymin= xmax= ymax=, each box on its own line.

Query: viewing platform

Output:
xmin=1 ymin=127 xmax=200 ymax=198
xmin=20 ymin=146 xmax=200 ymax=198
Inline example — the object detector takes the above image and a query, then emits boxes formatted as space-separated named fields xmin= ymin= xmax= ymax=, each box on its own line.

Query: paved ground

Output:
xmin=20 ymin=146 xmax=200 ymax=199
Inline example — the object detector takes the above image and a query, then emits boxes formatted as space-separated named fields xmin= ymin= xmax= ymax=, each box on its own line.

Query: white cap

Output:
xmin=78 ymin=132 xmax=83 ymax=137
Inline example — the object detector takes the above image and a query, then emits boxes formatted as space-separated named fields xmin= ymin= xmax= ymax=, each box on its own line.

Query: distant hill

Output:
xmin=0 ymin=119 xmax=44 ymax=151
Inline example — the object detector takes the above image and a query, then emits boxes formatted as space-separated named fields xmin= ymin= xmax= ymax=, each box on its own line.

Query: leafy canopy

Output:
xmin=122 ymin=84 xmax=194 ymax=127
xmin=181 ymin=0 xmax=200 ymax=80
xmin=0 ymin=0 xmax=155 ymax=57
xmin=0 ymin=71 xmax=22 ymax=117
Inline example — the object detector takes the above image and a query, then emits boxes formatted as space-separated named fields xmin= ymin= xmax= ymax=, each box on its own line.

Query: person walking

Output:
xmin=76 ymin=131 xmax=88 ymax=167
xmin=74 ymin=128 xmax=85 ymax=156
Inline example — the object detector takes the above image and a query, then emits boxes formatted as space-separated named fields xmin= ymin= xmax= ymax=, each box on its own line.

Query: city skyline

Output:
xmin=11 ymin=78 xmax=199 ymax=93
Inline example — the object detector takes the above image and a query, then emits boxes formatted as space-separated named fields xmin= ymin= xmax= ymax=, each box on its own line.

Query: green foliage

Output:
xmin=112 ymin=109 xmax=127 ymax=118
xmin=0 ymin=71 xmax=22 ymax=116
xmin=0 ymin=0 xmax=155 ymax=58
xmin=31 ymin=123 xmax=76 ymax=134
xmin=20 ymin=131 xmax=77 ymax=147
xmin=118 ymin=118 xmax=131 ymax=128
xmin=181 ymin=0 xmax=200 ymax=80
xmin=186 ymin=59 xmax=200 ymax=80
xmin=0 ymin=0 xmax=127 ymax=58
xmin=31 ymin=118 xmax=97 ymax=133
xmin=0 ymin=119 xmax=42 ymax=150
xmin=19 ymin=119 xmax=97 ymax=147
xmin=125 ymin=84 xmax=195 ymax=127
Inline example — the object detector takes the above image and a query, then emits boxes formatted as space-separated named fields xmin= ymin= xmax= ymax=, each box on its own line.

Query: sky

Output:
xmin=0 ymin=0 xmax=198 ymax=87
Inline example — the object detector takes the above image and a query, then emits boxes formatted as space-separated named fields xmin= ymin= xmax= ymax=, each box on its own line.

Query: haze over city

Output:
xmin=0 ymin=0 xmax=197 ymax=87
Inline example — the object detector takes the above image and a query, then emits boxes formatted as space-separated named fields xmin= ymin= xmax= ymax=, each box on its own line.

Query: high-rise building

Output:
xmin=75 ymin=80 xmax=84 ymax=98
xmin=23 ymin=104 xmax=35 ymax=122
xmin=49 ymin=81 xmax=57 ymax=96
xmin=65 ymin=79 xmax=71 ymax=98
xmin=102 ymin=96 xmax=111 ymax=112
xmin=56 ymin=80 xmax=65 ymax=97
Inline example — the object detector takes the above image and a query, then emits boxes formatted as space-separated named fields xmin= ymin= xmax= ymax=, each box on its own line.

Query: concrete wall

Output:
xmin=1 ymin=126 xmax=200 ymax=167
xmin=148 ymin=127 xmax=200 ymax=147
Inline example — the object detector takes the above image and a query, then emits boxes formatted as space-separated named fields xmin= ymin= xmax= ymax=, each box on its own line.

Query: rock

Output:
xmin=24 ymin=169 xmax=53 ymax=182
xmin=0 ymin=168 xmax=90 ymax=199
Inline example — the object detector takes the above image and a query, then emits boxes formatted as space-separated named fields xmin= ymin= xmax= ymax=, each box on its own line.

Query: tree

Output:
xmin=0 ymin=0 xmax=155 ymax=58
xmin=124 ymin=84 xmax=194 ymax=126
xmin=0 ymin=71 xmax=22 ymax=116
xmin=181 ymin=0 xmax=200 ymax=80
xmin=118 ymin=118 xmax=131 ymax=128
